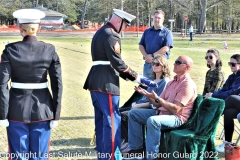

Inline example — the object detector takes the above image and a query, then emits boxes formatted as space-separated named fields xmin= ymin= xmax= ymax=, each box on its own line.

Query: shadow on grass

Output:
xmin=60 ymin=116 xmax=94 ymax=120
xmin=51 ymin=138 xmax=93 ymax=147
xmin=50 ymin=138 xmax=97 ymax=159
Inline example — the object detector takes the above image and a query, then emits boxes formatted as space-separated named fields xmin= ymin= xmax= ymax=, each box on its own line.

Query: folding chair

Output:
xmin=167 ymin=98 xmax=225 ymax=160
xmin=218 ymin=118 xmax=240 ymax=145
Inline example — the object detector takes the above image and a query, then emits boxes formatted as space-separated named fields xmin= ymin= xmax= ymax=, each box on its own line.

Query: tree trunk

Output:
xmin=212 ymin=22 xmax=214 ymax=32
xmin=81 ymin=0 xmax=88 ymax=29
xmin=148 ymin=0 xmax=151 ymax=27
xmin=168 ymin=0 xmax=173 ymax=28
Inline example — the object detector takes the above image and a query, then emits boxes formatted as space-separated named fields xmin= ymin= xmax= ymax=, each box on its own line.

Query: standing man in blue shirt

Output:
xmin=139 ymin=10 xmax=173 ymax=79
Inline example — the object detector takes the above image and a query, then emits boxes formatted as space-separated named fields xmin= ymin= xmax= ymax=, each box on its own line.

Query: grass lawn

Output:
xmin=0 ymin=35 xmax=239 ymax=159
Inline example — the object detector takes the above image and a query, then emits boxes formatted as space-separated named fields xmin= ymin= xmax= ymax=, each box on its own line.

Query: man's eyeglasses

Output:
xmin=152 ymin=62 xmax=161 ymax=66
xmin=175 ymin=60 xmax=187 ymax=65
xmin=205 ymin=56 xmax=213 ymax=60
xmin=228 ymin=62 xmax=240 ymax=67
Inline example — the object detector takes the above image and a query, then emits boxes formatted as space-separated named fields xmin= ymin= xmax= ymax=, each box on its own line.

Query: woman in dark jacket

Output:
xmin=205 ymin=54 xmax=240 ymax=153
xmin=0 ymin=9 xmax=62 ymax=159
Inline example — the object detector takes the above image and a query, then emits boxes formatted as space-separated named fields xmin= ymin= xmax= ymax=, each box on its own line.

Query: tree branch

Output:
xmin=206 ymin=0 xmax=225 ymax=10
xmin=173 ymin=0 xmax=198 ymax=16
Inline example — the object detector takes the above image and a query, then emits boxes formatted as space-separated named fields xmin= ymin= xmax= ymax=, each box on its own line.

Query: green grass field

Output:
xmin=0 ymin=35 xmax=239 ymax=159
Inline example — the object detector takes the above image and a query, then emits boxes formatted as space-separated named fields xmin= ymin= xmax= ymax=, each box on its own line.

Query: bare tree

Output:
xmin=80 ymin=0 xmax=88 ymax=29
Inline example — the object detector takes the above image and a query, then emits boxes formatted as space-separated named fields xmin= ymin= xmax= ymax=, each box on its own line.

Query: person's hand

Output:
xmin=144 ymin=54 xmax=153 ymax=63
xmin=131 ymin=102 xmax=137 ymax=109
xmin=134 ymin=86 xmax=157 ymax=100
xmin=0 ymin=119 xmax=9 ymax=127
xmin=50 ymin=120 xmax=58 ymax=129
xmin=134 ymin=86 xmax=148 ymax=95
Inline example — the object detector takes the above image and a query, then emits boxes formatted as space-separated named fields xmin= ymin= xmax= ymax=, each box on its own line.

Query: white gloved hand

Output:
xmin=50 ymin=120 xmax=58 ymax=129
xmin=133 ymin=74 xmax=143 ymax=83
xmin=0 ymin=119 xmax=9 ymax=127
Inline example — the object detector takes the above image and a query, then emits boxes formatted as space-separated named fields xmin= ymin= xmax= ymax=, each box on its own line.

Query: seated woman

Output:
xmin=205 ymin=54 xmax=240 ymax=99
xmin=121 ymin=54 xmax=171 ymax=151
xmin=202 ymin=49 xmax=224 ymax=96
xmin=205 ymin=54 xmax=240 ymax=152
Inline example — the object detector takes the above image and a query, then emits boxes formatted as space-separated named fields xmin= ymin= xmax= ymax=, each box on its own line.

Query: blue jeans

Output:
xmin=143 ymin=62 xmax=152 ymax=79
xmin=190 ymin=32 xmax=193 ymax=41
xmin=128 ymin=109 xmax=182 ymax=160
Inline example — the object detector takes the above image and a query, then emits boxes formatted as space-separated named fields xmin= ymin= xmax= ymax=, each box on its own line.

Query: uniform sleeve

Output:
xmin=48 ymin=46 xmax=62 ymax=120
xmin=0 ymin=47 xmax=11 ymax=120
xmin=209 ymin=70 xmax=224 ymax=92
xmin=104 ymin=34 xmax=138 ymax=81
xmin=212 ymin=76 xmax=240 ymax=100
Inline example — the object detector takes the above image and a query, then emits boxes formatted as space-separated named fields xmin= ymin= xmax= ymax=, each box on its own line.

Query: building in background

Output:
xmin=34 ymin=5 xmax=67 ymax=29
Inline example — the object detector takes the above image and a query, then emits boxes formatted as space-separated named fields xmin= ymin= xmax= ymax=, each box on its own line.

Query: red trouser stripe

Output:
xmin=108 ymin=94 xmax=115 ymax=160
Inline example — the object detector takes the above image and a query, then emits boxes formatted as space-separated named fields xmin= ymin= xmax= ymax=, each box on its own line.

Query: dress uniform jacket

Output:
xmin=84 ymin=22 xmax=137 ymax=95
xmin=0 ymin=36 xmax=62 ymax=123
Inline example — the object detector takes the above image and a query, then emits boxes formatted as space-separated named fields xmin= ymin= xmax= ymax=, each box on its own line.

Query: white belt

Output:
xmin=11 ymin=82 xmax=48 ymax=89
xmin=93 ymin=61 xmax=110 ymax=65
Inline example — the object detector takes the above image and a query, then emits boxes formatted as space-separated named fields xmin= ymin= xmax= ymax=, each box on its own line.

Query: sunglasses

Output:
xmin=175 ymin=60 xmax=187 ymax=65
xmin=205 ymin=56 xmax=213 ymax=60
xmin=152 ymin=62 xmax=161 ymax=66
xmin=228 ymin=62 xmax=240 ymax=67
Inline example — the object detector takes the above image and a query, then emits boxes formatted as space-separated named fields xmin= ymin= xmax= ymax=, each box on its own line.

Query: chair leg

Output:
xmin=219 ymin=129 xmax=224 ymax=140
xmin=234 ymin=121 xmax=240 ymax=145
xmin=218 ymin=119 xmax=240 ymax=143
xmin=218 ymin=121 xmax=224 ymax=140
xmin=236 ymin=136 xmax=240 ymax=145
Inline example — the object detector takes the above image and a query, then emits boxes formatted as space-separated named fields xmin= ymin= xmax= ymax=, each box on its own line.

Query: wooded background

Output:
xmin=1 ymin=0 xmax=240 ymax=33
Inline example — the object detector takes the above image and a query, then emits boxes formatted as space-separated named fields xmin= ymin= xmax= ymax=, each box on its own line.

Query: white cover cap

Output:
xmin=113 ymin=9 xmax=136 ymax=26
xmin=13 ymin=9 xmax=45 ymax=24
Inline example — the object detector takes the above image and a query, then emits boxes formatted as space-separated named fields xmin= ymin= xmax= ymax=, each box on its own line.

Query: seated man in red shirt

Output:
xmin=123 ymin=55 xmax=197 ymax=160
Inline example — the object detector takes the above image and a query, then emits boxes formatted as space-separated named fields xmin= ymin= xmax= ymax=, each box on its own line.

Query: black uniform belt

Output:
xmin=11 ymin=82 xmax=48 ymax=89
xmin=93 ymin=61 xmax=110 ymax=65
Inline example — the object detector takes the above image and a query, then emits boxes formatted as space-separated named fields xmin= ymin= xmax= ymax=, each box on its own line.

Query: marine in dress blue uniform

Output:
xmin=0 ymin=9 xmax=62 ymax=160
xmin=139 ymin=10 xmax=173 ymax=79
xmin=83 ymin=9 xmax=153 ymax=160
